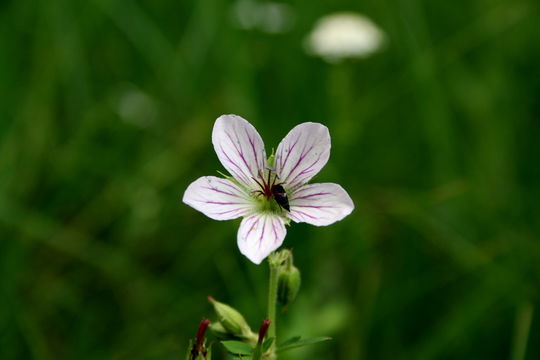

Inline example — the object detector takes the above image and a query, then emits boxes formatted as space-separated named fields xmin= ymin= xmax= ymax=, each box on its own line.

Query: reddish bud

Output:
xmin=257 ymin=318 xmax=271 ymax=345
xmin=190 ymin=318 xmax=210 ymax=359
xmin=196 ymin=318 xmax=210 ymax=350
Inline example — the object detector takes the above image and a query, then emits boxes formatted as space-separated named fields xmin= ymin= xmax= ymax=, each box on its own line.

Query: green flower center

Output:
xmin=255 ymin=195 xmax=285 ymax=215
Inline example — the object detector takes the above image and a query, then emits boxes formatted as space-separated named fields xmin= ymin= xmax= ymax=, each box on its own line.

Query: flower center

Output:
xmin=251 ymin=167 xmax=280 ymax=199
xmin=251 ymin=167 xmax=290 ymax=215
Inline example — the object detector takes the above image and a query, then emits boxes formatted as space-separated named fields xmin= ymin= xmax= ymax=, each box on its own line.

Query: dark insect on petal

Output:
xmin=271 ymin=184 xmax=290 ymax=211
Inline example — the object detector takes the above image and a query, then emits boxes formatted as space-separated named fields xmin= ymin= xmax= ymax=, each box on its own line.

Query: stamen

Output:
xmin=253 ymin=167 xmax=287 ymax=199
xmin=266 ymin=168 xmax=272 ymax=190
xmin=270 ymin=172 xmax=278 ymax=187
xmin=251 ymin=190 xmax=264 ymax=197
xmin=251 ymin=176 xmax=265 ymax=191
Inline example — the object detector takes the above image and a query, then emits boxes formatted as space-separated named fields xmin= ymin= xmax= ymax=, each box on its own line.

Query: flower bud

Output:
xmin=208 ymin=321 xmax=229 ymax=339
xmin=257 ymin=318 xmax=271 ymax=345
xmin=208 ymin=297 xmax=252 ymax=338
xmin=196 ymin=318 xmax=210 ymax=347
xmin=277 ymin=264 xmax=301 ymax=307
xmin=252 ymin=318 xmax=272 ymax=360
xmin=186 ymin=318 xmax=212 ymax=360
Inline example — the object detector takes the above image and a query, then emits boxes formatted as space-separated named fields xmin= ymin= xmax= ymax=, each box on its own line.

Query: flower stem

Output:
xmin=268 ymin=260 xmax=279 ymax=337
xmin=267 ymin=253 xmax=280 ymax=357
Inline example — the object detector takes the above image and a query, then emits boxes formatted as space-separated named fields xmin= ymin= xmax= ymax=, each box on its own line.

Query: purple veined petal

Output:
xmin=287 ymin=183 xmax=354 ymax=226
xmin=183 ymin=176 xmax=256 ymax=220
xmin=212 ymin=115 xmax=267 ymax=189
xmin=274 ymin=122 xmax=331 ymax=189
xmin=237 ymin=214 xmax=286 ymax=264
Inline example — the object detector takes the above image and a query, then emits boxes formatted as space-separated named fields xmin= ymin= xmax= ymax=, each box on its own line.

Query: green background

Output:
xmin=1 ymin=0 xmax=539 ymax=359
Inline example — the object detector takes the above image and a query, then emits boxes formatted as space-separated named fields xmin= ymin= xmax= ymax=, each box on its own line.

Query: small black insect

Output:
xmin=271 ymin=184 xmax=290 ymax=211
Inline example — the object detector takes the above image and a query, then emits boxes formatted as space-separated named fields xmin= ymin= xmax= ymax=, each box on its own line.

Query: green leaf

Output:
xmin=251 ymin=345 xmax=263 ymax=360
xmin=252 ymin=337 xmax=274 ymax=360
xmin=221 ymin=341 xmax=253 ymax=355
xmin=276 ymin=337 xmax=332 ymax=353
xmin=262 ymin=337 xmax=275 ymax=352
xmin=278 ymin=336 xmax=301 ymax=347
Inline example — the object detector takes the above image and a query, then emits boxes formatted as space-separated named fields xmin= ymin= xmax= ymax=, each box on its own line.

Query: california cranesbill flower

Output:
xmin=183 ymin=115 xmax=354 ymax=264
xmin=306 ymin=12 xmax=385 ymax=63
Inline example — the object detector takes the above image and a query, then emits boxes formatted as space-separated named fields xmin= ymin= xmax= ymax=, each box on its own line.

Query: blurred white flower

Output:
xmin=114 ymin=85 xmax=157 ymax=128
xmin=231 ymin=0 xmax=295 ymax=34
xmin=306 ymin=12 xmax=385 ymax=63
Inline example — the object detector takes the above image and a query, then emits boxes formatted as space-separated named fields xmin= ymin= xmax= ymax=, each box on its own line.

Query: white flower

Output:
xmin=114 ymin=84 xmax=157 ymax=128
xmin=306 ymin=12 xmax=384 ymax=63
xmin=183 ymin=115 xmax=354 ymax=264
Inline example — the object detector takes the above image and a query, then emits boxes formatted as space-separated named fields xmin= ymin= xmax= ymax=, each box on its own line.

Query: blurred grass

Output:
xmin=1 ymin=0 xmax=540 ymax=359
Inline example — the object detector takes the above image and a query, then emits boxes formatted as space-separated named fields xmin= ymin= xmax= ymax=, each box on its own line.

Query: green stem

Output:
xmin=267 ymin=254 xmax=280 ymax=355
xmin=511 ymin=302 xmax=534 ymax=360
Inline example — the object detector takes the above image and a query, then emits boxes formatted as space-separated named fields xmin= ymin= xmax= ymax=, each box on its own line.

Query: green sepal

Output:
xmin=216 ymin=170 xmax=233 ymax=180
xmin=185 ymin=339 xmax=212 ymax=360
xmin=208 ymin=321 xmax=229 ymax=339
xmin=268 ymin=250 xmax=290 ymax=267
xmin=267 ymin=150 xmax=275 ymax=168
xmin=185 ymin=339 xmax=193 ymax=360
xmin=216 ymin=170 xmax=255 ymax=195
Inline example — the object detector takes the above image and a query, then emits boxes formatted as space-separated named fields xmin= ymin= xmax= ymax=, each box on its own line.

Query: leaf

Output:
xmin=278 ymin=336 xmax=301 ymax=347
xmin=251 ymin=345 xmax=263 ymax=360
xmin=262 ymin=337 xmax=275 ymax=352
xmin=276 ymin=337 xmax=332 ymax=353
xmin=221 ymin=341 xmax=253 ymax=355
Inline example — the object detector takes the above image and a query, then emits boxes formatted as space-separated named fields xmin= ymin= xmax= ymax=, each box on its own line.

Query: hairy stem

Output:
xmin=268 ymin=261 xmax=279 ymax=337
xmin=267 ymin=253 xmax=280 ymax=357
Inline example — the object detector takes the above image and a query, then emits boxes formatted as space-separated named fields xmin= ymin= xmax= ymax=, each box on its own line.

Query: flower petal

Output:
xmin=237 ymin=214 xmax=286 ymax=264
xmin=183 ymin=176 xmax=256 ymax=220
xmin=212 ymin=115 xmax=267 ymax=188
xmin=275 ymin=122 xmax=331 ymax=189
xmin=287 ymin=183 xmax=354 ymax=226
